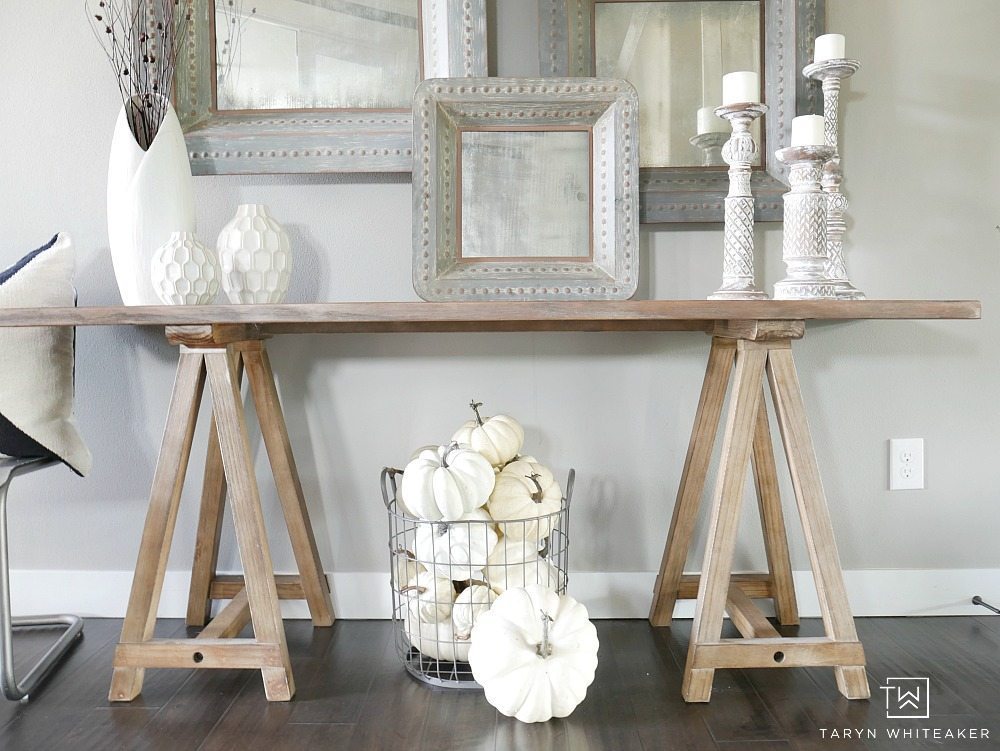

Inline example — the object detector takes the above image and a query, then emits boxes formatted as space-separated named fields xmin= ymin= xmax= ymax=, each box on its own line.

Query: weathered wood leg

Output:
xmin=649 ymin=337 xmax=736 ymax=626
xmin=242 ymin=343 xmax=334 ymax=627
xmin=204 ymin=348 xmax=295 ymax=701
xmin=751 ymin=393 xmax=799 ymax=626
xmin=683 ymin=341 xmax=767 ymax=702
xmin=767 ymin=347 xmax=869 ymax=700
xmin=110 ymin=351 xmax=206 ymax=701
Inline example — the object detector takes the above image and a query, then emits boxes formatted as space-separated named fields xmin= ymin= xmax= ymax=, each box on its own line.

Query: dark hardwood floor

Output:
xmin=1 ymin=616 xmax=999 ymax=750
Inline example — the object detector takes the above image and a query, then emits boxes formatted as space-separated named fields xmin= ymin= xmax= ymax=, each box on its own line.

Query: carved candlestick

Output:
xmin=803 ymin=58 xmax=865 ymax=299
xmin=689 ymin=131 xmax=727 ymax=167
xmin=773 ymin=145 xmax=839 ymax=300
xmin=708 ymin=102 xmax=768 ymax=300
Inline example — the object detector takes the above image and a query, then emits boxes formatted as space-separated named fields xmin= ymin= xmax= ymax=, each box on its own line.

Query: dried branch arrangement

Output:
xmin=86 ymin=0 xmax=191 ymax=150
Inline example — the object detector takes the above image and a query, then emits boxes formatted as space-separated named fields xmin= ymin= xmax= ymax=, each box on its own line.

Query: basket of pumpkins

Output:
xmin=381 ymin=401 xmax=575 ymax=689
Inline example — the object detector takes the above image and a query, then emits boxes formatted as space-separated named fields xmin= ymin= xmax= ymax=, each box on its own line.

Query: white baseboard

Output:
xmin=9 ymin=568 xmax=999 ymax=619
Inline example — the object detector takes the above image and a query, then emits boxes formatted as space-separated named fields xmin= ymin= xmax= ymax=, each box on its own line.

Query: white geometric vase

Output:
xmin=107 ymin=95 xmax=196 ymax=306
xmin=216 ymin=204 xmax=292 ymax=304
xmin=151 ymin=232 xmax=220 ymax=305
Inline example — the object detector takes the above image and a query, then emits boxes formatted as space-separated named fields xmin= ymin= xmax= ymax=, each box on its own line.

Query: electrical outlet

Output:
xmin=889 ymin=438 xmax=924 ymax=490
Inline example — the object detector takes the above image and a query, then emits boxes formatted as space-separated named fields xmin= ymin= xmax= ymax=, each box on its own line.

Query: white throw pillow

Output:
xmin=0 ymin=234 xmax=91 ymax=475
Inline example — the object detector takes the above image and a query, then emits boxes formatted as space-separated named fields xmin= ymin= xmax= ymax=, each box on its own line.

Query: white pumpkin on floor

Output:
xmin=452 ymin=584 xmax=498 ymax=641
xmin=469 ymin=584 xmax=599 ymax=723
xmin=414 ymin=508 xmax=499 ymax=580
xmin=488 ymin=459 xmax=562 ymax=541
xmin=402 ymin=570 xmax=455 ymax=623
xmin=401 ymin=442 xmax=495 ymax=521
xmin=404 ymin=614 xmax=471 ymax=662
xmin=483 ymin=538 xmax=562 ymax=594
xmin=451 ymin=401 xmax=524 ymax=468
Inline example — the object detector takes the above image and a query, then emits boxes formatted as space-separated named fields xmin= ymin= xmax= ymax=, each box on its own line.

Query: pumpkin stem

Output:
xmin=537 ymin=610 xmax=554 ymax=658
xmin=399 ymin=584 xmax=428 ymax=595
xmin=526 ymin=473 xmax=545 ymax=503
xmin=441 ymin=441 xmax=460 ymax=468
xmin=469 ymin=400 xmax=485 ymax=427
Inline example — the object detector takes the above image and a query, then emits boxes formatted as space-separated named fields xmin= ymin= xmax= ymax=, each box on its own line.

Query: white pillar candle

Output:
xmin=790 ymin=114 xmax=826 ymax=146
xmin=697 ymin=106 xmax=728 ymax=135
xmin=814 ymin=33 xmax=846 ymax=62
xmin=721 ymin=71 xmax=759 ymax=105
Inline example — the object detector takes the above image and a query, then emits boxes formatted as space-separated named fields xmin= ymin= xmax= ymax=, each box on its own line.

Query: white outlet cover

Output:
xmin=889 ymin=438 xmax=925 ymax=490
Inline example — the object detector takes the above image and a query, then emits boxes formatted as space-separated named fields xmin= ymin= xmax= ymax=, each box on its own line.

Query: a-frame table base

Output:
xmin=649 ymin=320 xmax=870 ymax=703
xmin=109 ymin=325 xmax=333 ymax=703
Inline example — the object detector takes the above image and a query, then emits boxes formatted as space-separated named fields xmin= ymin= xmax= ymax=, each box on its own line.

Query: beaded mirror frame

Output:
xmin=536 ymin=0 xmax=825 ymax=222
xmin=412 ymin=78 xmax=640 ymax=301
xmin=170 ymin=0 xmax=486 ymax=175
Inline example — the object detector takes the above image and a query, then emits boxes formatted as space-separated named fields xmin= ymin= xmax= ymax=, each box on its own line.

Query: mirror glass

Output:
xmin=459 ymin=131 xmax=591 ymax=259
xmin=595 ymin=0 xmax=761 ymax=168
xmin=214 ymin=0 xmax=420 ymax=111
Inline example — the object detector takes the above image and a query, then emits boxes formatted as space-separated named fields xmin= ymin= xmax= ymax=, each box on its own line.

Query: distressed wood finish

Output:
xmin=109 ymin=338 xmax=333 ymax=703
xmin=0 ymin=300 xmax=980 ymax=330
xmin=412 ymin=78 xmax=639 ymax=301
xmin=174 ymin=0 xmax=486 ymax=175
xmin=538 ymin=0 xmax=826 ymax=222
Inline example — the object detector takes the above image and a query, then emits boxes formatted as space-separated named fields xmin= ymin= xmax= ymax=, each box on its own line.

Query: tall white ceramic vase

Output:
xmin=107 ymin=96 xmax=195 ymax=306
xmin=217 ymin=204 xmax=292 ymax=304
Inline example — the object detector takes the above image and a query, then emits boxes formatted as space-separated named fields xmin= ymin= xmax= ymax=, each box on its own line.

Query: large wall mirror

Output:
xmin=172 ymin=0 xmax=485 ymax=174
xmin=538 ymin=0 xmax=825 ymax=222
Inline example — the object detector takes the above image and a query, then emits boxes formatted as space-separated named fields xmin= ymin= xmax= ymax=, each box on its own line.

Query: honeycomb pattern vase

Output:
xmin=150 ymin=231 xmax=220 ymax=305
xmin=216 ymin=204 xmax=292 ymax=304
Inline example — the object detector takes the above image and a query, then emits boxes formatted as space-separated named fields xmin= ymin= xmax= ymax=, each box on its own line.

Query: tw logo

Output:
xmin=880 ymin=677 xmax=930 ymax=719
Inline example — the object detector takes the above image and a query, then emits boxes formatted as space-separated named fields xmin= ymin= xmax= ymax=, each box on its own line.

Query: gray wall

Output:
xmin=2 ymin=2 xmax=998 ymax=609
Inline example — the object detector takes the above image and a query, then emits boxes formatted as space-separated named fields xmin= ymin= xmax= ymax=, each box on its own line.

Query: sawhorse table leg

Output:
xmin=649 ymin=320 xmax=869 ymax=703
xmin=110 ymin=325 xmax=333 ymax=703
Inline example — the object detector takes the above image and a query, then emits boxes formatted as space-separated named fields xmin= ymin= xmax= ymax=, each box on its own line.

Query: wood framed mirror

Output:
xmin=537 ymin=0 xmax=825 ymax=222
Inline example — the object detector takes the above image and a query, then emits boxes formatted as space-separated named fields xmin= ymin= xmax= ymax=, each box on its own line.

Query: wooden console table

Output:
xmin=0 ymin=300 xmax=980 ymax=703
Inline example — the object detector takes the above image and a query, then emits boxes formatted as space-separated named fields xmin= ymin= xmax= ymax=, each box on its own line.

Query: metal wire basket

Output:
xmin=381 ymin=466 xmax=574 ymax=689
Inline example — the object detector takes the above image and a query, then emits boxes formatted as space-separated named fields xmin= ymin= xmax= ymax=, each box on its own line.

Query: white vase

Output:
xmin=107 ymin=96 xmax=195 ymax=306
xmin=151 ymin=232 xmax=220 ymax=305
xmin=216 ymin=204 xmax=292 ymax=304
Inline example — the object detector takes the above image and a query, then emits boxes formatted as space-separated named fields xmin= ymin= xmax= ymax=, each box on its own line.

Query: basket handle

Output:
xmin=563 ymin=468 xmax=576 ymax=510
xmin=381 ymin=467 xmax=403 ymax=509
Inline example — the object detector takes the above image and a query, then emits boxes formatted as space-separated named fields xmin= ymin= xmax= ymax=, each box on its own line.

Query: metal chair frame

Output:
xmin=0 ymin=456 xmax=83 ymax=701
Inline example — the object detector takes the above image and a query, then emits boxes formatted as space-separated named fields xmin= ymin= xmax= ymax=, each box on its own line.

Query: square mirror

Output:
xmin=413 ymin=78 xmax=639 ymax=301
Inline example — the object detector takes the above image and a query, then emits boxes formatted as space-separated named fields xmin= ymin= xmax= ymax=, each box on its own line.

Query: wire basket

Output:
xmin=381 ymin=466 xmax=574 ymax=689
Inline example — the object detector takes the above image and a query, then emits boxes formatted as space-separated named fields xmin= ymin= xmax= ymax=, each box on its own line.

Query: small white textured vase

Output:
xmin=107 ymin=96 xmax=195 ymax=305
xmin=151 ymin=232 xmax=220 ymax=305
xmin=216 ymin=204 xmax=292 ymax=304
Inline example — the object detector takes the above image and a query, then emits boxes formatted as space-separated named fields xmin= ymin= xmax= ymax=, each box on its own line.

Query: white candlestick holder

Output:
xmin=773 ymin=145 xmax=839 ymax=300
xmin=689 ymin=131 xmax=727 ymax=167
xmin=803 ymin=58 xmax=865 ymax=299
xmin=708 ymin=102 xmax=768 ymax=300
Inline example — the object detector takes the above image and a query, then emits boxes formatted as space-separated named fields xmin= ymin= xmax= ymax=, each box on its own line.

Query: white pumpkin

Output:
xmin=488 ymin=459 xmax=562 ymax=541
xmin=468 ymin=584 xmax=599 ymax=723
xmin=484 ymin=538 xmax=562 ymax=594
xmin=451 ymin=401 xmax=524 ymax=468
xmin=402 ymin=570 xmax=455 ymax=623
xmin=401 ymin=442 xmax=495 ymax=521
xmin=452 ymin=584 xmax=498 ymax=640
xmin=404 ymin=614 xmax=470 ymax=662
xmin=414 ymin=508 xmax=499 ymax=580
xmin=391 ymin=548 xmax=422 ymax=589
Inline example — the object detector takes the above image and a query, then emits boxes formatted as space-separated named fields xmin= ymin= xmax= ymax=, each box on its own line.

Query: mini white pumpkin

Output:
xmin=414 ymin=508 xmax=499 ymax=580
xmin=391 ymin=548 xmax=422 ymax=588
xmin=468 ymin=584 xmax=599 ymax=723
xmin=488 ymin=459 xmax=563 ymax=541
xmin=451 ymin=401 xmax=525 ymax=469
xmin=402 ymin=570 xmax=455 ymax=623
xmin=404 ymin=614 xmax=471 ymax=662
xmin=484 ymin=538 xmax=562 ymax=594
xmin=401 ymin=442 xmax=495 ymax=521
xmin=452 ymin=584 xmax=498 ymax=640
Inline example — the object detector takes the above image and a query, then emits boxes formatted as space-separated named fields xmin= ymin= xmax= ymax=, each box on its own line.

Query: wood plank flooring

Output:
xmin=1 ymin=617 xmax=998 ymax=750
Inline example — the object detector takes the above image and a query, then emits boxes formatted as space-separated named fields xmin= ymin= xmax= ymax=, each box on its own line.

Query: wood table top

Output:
xmin=0 ymin=300 xmax=981 ymax=334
